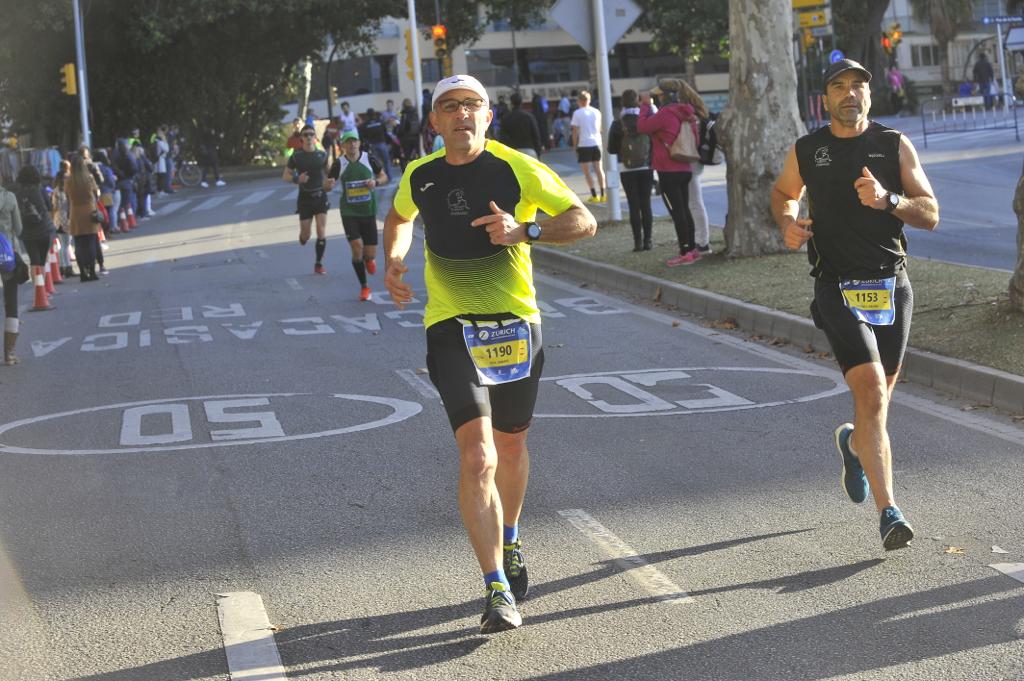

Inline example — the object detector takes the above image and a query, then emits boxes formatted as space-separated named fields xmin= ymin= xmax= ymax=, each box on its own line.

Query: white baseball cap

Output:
xmin=431 ymin=75 xmax=489 ymax=108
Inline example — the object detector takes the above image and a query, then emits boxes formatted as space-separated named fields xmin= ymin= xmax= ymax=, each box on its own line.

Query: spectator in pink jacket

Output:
xmin=638 ymin=80 xmax=700 ymax=266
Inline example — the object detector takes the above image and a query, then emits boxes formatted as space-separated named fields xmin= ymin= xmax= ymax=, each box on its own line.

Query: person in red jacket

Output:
xmin=637 ymin=79 xmax=700 ymax=266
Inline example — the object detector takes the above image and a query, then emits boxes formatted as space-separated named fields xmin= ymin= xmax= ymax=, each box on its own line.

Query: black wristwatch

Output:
xmin=884 ymin=191 xmax=901 ymax=213
xmin=524 ymin=222 xmax=542 ymax=243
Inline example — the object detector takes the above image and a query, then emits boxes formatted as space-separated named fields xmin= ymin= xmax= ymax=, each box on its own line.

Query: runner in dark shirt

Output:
xmin=283 ymin=125 xmax=333 ymax=274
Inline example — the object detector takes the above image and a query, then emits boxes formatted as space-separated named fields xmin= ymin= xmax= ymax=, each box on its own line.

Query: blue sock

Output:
xmin=503 ymin=524 xmax=519 ymax=545
xmin=484 ymin=569 xmax=510 ymax=591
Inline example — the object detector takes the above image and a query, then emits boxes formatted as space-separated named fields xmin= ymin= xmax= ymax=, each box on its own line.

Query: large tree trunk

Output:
xmin=719 ymin=0 xmax=805 ymax=256
xmin=834 ymin=0 xmax=891 ymax=112
xmin=1010 ymin=162 xmax=1024 ymax=311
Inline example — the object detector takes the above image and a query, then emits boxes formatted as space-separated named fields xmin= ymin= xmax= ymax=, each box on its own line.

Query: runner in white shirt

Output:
xmin=570 ymin=91 xmax=606 ymax=203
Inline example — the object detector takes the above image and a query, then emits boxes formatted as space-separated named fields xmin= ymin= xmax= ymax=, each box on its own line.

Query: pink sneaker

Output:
xmin=666 ymin=250 xmax=701 ymax=267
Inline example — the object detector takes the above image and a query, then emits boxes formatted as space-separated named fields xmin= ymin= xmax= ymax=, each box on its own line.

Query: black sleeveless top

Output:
xmin=795 ymin=122 xmax=905 ymax=280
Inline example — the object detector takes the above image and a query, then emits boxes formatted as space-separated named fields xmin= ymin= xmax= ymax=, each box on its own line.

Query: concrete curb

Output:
xmin=533 ymin=246 xmax=1024 ymax=415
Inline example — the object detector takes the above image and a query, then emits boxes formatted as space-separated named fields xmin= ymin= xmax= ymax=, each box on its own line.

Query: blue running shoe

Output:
xmin=879 ymin=506 xmax=915 ymax=551
xmin=503 ymin=539 xmax=529 ymax=602
xmin=835 ymin=423 xmax=868 ymax=504
xmin=480 ymin=582 xmax=522 ymax=634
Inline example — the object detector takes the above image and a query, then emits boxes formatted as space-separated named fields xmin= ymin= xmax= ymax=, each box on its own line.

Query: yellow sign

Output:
xmin=792 ymin=0 xmax=826 ymax=8
xmin=798 ymin=10 xmax=828 ymax=27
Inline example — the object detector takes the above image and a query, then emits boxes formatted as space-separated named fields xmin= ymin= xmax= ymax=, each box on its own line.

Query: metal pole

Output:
xmin=995 ymin=24 xmax=1011 ymax=113
xmin=407 ymin=0 xmax=424 ymax=156
xmin=591 ymin=0 xmax=620 ymax=220
xmin=72 ymin=0 xmax=91 ymax=148
xmin=326 ymin=42 xmax=339 ymax=120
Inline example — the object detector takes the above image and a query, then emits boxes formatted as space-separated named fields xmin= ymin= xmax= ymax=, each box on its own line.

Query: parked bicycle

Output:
xmin=173 ymin=154 xmax=201 ymax=187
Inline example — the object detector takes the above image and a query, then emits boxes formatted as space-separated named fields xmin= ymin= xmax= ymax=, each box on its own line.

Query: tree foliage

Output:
xmin=635 ymin=0 xmax=728 ymax=67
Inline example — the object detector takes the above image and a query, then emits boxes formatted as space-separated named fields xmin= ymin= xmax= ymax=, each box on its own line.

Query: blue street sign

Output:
xmin=982 ymin=16 xmax=1023 ymax=24
xmin=829 ymin=49 xmax=845 ymax=64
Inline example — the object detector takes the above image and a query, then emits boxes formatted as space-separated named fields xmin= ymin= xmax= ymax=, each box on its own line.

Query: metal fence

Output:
xmin=919 ymin=96 xmax=1020 ymax=148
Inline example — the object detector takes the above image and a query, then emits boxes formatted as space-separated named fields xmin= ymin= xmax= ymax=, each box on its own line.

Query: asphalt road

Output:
xmin=1 ymin=167 xmax=1023 ymax=681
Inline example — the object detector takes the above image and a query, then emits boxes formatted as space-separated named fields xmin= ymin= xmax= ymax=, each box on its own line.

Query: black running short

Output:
xmin=341 ymin=215 xmax=378 ymax=245
xmin=426 ymin=315 xmax=545 ymax=434
xmin=296 ymin=190 xmax=330 ymax=220
xmin=810 ymin=270 xmax=913 ymax=376
xmin=576 ymin=146 xmax=601 ymax=163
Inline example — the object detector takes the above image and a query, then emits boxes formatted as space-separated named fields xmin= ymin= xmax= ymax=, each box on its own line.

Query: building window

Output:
xmin=467 ymin=46 xmax=591 ymax=86
xmin=911 ymin=44 xmax=941 ymax=67
xmin=311 ymin=54 xmax=399 ymax=98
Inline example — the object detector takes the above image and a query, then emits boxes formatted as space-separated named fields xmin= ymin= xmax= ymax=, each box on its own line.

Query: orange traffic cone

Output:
xmin=30 ymin=266 xmax=54 ymax=311
xmin=126 ymin=205 xmax=137 ymax=229
xmin=117 ymin=208 xmax=127 ymax=231
xmin=43 ymin=259 xmax=56 ymax=294
xmin=98 ymin=226 xmax=106 ymax=243
xmin=49 ymin=241 xmax=63 ymax=284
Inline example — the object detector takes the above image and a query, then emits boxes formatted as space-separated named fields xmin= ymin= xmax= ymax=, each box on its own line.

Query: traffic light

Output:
xmin=881 ymin=35 xmax=892 ymax=53
xmin=404 ymin=29 xmax=415 ymax=80
xmin=801 ymin=28 xmax=815 ymax=51
xmin=60 ymin=63 xmax=77 ymax=96
xmin=889 ymin=23 xmax=902 ymax=46
xmin=328 ymin=85 xmax=338 ymax=108
xmin=432 ymin=24 xmax=448 ymax=60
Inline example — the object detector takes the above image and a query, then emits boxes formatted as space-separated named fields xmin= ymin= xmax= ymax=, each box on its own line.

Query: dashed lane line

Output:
xmin=990 ymin=563 xmax=1024 ymax=585
xmin=395 ymin=368 xmax=440 ymax=400
xmin=216 ymin=592 xmax=287 ymax=681
xmin=560 ymin=509 xmax=694 ymax=604
xmin=237 ymin=189 xmax=277 ymax=205
xmin=285 ymin=278 xmax=302 ymax=291
xmin=191 ymin=195 xmax=232 ymax=212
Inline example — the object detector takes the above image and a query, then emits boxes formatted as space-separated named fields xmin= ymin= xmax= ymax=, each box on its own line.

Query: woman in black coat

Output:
xmin=12 ymin=165 xmax=57 ymax=271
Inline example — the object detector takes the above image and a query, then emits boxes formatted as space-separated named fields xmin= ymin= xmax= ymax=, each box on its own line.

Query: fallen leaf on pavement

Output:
xmin=709 ymin=318 xmax=738 ymax=330
xmin=944 ymin=546 xmax=965 ymax=555
xmin=671 ymin=321 xmax=680 ymax=327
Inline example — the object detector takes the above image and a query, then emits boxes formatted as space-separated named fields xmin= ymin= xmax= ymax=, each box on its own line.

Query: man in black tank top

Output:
xmin=771 ymin=59 xmax=940 ymax=552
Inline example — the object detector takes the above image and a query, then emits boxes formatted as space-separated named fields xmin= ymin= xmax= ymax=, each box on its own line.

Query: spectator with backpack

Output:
xmin=676 ymin=80 xmax=716 ymax=255
xmin=397 ymin=98 xmax=421 ymax=171
xmin=12 ymin=165 xmax=56 ymax=278
xmin=638 ymin=79 xmax=700 ymax=266
xmin=0 ymin=182 xmax=29 ymax=364
xmin=607 ymin=89 xmax=654 ymax=251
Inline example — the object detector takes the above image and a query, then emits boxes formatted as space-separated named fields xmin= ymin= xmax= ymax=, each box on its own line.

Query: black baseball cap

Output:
xmin=822 ymin=59 xmax=872 ymax=86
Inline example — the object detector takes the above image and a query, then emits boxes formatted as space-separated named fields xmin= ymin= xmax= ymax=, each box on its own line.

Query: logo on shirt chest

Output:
xmin=447 ymin=188 xmax=470 ymax=216
xmin=814 ymin=146 xmax=831 ymax=167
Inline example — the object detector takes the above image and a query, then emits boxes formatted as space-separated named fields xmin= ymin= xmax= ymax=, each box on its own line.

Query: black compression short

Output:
xmin=341 ymin=215 xmax=378 ymax=244
xmin=296 ymin=190 xmax=329 ymax=221
xmin=426 ymin=316 xmax=545 ymax=434
xmin=810 ymin=270 xmax=913 ymax=376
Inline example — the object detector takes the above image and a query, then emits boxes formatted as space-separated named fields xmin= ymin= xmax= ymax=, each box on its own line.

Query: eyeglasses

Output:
xmin=301 ymin=132 xmax=316 ymax=138
xmin=436 ymin=98 xmax=485 ymax=114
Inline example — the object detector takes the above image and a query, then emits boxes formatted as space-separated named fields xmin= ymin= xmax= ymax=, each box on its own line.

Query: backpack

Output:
xmin=15 ymin=189 xmax=43 ymax=228
xmin=618 ymin=117 xmax=650 ymax=170
xmin=0 ymin=234 xmax=15 ymax=273
xmin=667 ymin=116 xmax=699 ymax=164
xmin=697 ymin=116 xmax=725 ymax=165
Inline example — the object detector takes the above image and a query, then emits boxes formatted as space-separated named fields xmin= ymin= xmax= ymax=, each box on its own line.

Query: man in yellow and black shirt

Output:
xmin=384 ymin=74 xmax=596 ymax=634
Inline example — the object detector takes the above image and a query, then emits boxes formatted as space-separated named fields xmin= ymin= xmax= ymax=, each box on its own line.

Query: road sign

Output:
xmin=792 ymin=0 xmax=827 ymax=8
xmin=810 ymin=26 xmax=833 ymax=37
xmin=798 ymin=9 xmax=829 ymax=27
xmin=981 ymin=16 xmax=1023 ymax=24
xmin=550 ymin=0 xmax=642 ymax=54
xmin=829 ymin=49 xmax=844 ymax=63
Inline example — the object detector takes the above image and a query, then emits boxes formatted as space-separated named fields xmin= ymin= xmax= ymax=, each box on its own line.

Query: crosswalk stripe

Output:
xmin=157 ymin=201 xmax=189 ymax=215
xmin=237 ymin=189 xmax=277 ymax=205
xmin=191 ymin=195 xmax=231 ymax=211
xmin=280 ymin=191 xmax=297 ymax=201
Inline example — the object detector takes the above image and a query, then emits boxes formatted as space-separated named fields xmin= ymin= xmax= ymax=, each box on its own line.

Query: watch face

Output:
xmin=527 ymin=223 xmax=542 ymax=240
xmin=888 ymin=193 xmax=899 ymax=207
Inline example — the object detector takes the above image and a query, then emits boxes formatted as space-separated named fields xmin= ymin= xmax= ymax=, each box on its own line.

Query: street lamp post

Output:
xmin=71 ymin=0 xmax=92 ymax=148
xmin=407 ymin=0 xmax=424 ymax=155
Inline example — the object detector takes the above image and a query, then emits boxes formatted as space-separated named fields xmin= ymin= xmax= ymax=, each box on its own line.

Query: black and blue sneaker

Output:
xmin=480 ymin=582 xmax=522 ymax=634
xmin=879 ymin=505 xmax=914 ymax=551
xmin=835 ymin=423 xmax=868 ymax=504
xmin=503 ymin=539 xmax=529 ymax=602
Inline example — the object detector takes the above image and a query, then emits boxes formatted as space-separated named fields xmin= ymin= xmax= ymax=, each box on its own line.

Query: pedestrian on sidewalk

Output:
xmin=607 ymin=89 xmax=654 ymax=251
xmin=499 ymin=91 xmax=543 ymax=159
xmin=0 ymin=183 xmax=28 ymax=365
xmin=771 ymin=59 xmax=940 ymax=551
xmin=328 ymin=130 xmax=387 ymax=301
xmin=384 ymin=74 xmax=596 ymax=634
xmin=571 ymin=90 xmax=606 ymax=203
xmin=674 ymin=79 xmax=713 ymax=255
xmin=12 ymin=166 xmax=56 ymax=279
xmin=51 ymin=160 xmax=74 ymax=277
xmin=638 ymin=81 xmax=700 ymax=266
xmin=66 ymin=154 xmax=102 ymax=282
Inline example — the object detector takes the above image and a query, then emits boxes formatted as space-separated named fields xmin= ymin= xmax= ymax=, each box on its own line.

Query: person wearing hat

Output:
xmin=358 ymin=108 xmax=392 ymax=185
xmin=326 ymin=130 xmax=387 ymax=300
xmin=771 ymin=59 xmax=939 ymax=551
xmin=283 ymin=124 xmax=334 ymax=274
xmin=383 ymin=74 xmax=596 ymax=634
xmin=638 ymin=78 xmax=701 ymax=265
